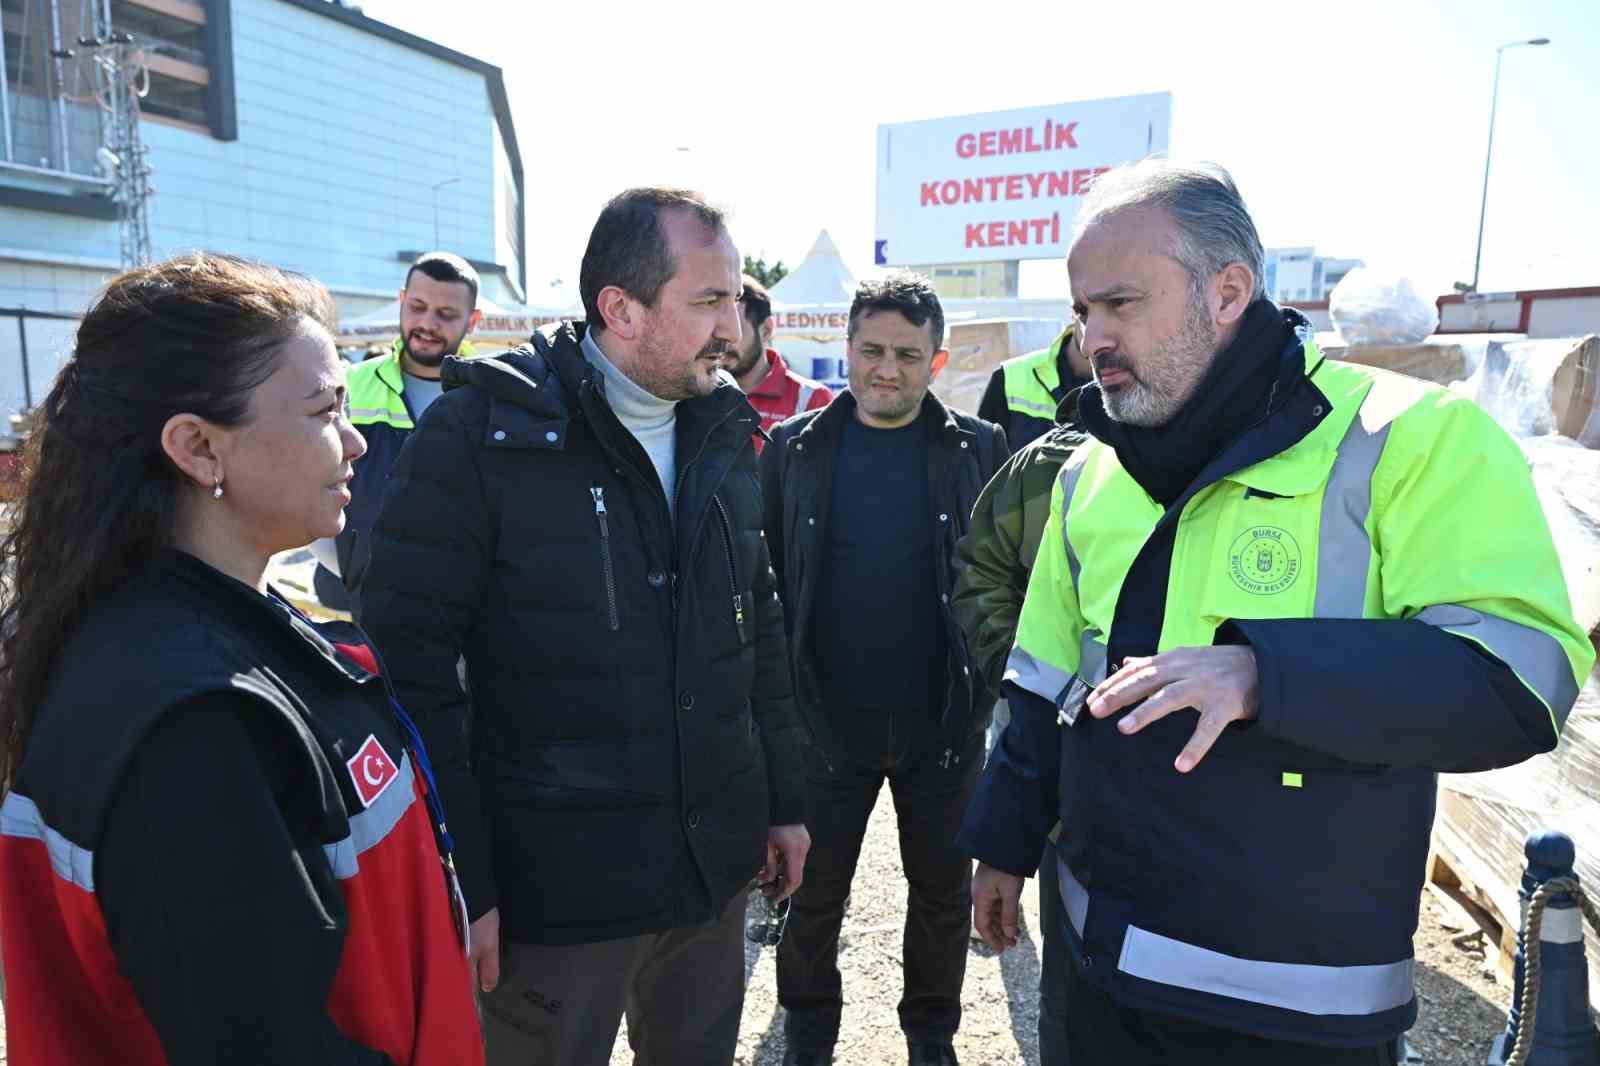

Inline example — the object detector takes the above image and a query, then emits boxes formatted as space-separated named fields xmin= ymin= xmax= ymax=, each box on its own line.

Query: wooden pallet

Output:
xmin=1426 ymin=846 xmax=1519 ymax=985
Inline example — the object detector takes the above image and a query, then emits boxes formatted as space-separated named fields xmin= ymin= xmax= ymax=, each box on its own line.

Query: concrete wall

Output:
xmin=1439 ymin=298 xmax=1524 ymax=334
xmin=1529 ymin=295 xmax=1600 ymax=339
xmin=1439 ymin=292 xmax=1600 ymax=339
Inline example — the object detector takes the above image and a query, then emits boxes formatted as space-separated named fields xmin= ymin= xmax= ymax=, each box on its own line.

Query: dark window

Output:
xmin=141 ymin=68 xmax=206 ymax=126
xmin=112 ymin=4 xmax=205 ymax=66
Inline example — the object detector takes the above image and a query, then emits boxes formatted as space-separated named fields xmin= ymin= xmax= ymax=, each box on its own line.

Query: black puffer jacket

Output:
xmin=362 ymin=322 xmax=805 ymax=946
xmin=760 ymin=391 xmax=1009 ymax=768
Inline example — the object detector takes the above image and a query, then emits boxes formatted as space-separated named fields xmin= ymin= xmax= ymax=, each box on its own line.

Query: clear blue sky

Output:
xmin=364 ymin=0 xmax=1598 ymax=305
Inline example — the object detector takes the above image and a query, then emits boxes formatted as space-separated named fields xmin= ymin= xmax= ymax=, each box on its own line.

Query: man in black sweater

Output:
xmin=761 ymin=274 xmax=1009 ymax=1066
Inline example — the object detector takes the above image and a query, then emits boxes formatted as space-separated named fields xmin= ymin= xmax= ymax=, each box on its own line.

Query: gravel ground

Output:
xmin=604 ymin=791 xmax=1517 ymax=1066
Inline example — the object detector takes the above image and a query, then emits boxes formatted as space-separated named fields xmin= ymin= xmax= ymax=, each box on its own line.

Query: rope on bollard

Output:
xmin=1505 ymin=875 xmax=1600 ymax=1066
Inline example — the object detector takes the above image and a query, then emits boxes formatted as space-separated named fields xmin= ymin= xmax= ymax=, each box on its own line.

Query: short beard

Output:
xmin=399 ymin=328 xmax=463 ymax=368
xmin=1100 ymin=294 xmax=1218 ymax=427
xmin=728 ymin=334 xmax=766 ymax=380
xmin=634 ymin=324 xmax=729 ymax=401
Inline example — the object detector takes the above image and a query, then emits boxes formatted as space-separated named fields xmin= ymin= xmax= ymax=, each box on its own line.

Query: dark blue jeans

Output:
xmin=777 ymin=711 xmax=983 ymax=1051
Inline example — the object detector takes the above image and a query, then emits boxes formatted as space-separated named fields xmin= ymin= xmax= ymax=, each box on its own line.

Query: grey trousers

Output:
xmin=480 ymin=893 xmax=747 ymax=1066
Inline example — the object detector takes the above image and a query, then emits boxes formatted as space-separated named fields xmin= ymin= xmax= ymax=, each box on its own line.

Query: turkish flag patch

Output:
xmin=346 ymin=734 xmax=399 ymax=808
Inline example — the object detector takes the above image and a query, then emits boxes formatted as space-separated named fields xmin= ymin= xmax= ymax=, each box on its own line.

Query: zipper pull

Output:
xmin=733 ymin=592 xmax=747 ymax=643
xmin=591 ymin=486 xmax=609 ymax=534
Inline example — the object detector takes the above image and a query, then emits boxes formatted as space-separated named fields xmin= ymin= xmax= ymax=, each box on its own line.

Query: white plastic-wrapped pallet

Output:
xmin=1328 ymin=267 xmax=1439 ymax=345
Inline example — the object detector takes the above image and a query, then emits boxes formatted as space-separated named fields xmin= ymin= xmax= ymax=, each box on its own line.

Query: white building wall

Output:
xmin=143 ymin=0 xmax=499 ymax=297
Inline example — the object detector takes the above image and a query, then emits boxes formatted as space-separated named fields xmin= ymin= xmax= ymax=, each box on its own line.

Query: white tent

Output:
xmin=769 ymin=231 xmax=857 ymax=306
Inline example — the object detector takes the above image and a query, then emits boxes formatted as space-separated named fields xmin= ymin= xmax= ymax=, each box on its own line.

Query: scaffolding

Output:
xmin=2 ymin=0 xmax=151 ymax=266
xmin=76 ymin=0 xmax=152 ymax=266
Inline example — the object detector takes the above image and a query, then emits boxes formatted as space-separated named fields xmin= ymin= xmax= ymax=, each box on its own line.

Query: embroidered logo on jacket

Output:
xmin=1228 ymin=526 xmax=1301 ymax=595
xmin=346 ymin=734 xmax=400 ymax=808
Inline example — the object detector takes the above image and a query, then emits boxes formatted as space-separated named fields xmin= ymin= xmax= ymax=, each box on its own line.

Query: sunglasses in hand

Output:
xmin=745 ymin=878 xmax=792 ymax=946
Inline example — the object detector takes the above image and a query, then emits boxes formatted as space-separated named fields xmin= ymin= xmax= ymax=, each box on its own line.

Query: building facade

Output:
xmin=0 ymin=0 xmax=523 ymax=420
xmin=1263 ymin=246 xmax=1362 ymax=304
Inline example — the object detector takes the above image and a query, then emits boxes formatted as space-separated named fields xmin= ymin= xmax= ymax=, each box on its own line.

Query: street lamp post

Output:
xmin=1470 ymin=37 xmax=1549 ymax=293
xmin=431 ymin=176 xmax=461 ymax=249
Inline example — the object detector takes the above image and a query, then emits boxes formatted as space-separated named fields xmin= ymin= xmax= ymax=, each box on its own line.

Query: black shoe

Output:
xmin=782 ymin=1050 xmax=833 ymax=1066
xmin=908 ymin=1042 xmax=959 ymax=1066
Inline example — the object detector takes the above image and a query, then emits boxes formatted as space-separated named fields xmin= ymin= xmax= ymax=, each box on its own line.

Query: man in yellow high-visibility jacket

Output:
xmin=976 ymin=324 xmax=1090 ymax=451
xmin=311 ymin=252 xmax=481 ymax=614
xmin=958 ymin=159 xmax=1592 ymax=1064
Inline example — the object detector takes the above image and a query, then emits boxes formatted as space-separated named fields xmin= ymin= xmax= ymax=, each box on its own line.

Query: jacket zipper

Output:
xmin=591 ymin=486 xmax=620 ymax=631
xmin=668 ymin=406 xmax=753 ymax=619
xmin=711 ymin=494 xmax=748 ymax=644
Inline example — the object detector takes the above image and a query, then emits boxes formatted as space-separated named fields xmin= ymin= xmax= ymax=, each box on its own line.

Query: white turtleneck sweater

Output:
xmin=581 ymin=329 xmax=679 ymax=520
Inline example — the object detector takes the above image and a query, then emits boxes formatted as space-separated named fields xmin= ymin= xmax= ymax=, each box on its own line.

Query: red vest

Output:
xmin=745 ymin=348 xmax=833 ymax=450
xmin=0 ymin=558 xmax=483 ymax=1066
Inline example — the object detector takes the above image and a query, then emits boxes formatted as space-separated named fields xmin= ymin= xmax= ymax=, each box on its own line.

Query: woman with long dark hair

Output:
xmin=0 ymin=253 xmax=482 ymax=1066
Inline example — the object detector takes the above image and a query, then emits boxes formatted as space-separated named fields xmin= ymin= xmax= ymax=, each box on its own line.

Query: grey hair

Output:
xmin=1073 ymin=159 xmax=1266 ymax=301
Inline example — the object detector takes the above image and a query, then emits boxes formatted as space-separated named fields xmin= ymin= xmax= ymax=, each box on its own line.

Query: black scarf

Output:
xmin=1080 ymin=299 xmax=1297 ymax=506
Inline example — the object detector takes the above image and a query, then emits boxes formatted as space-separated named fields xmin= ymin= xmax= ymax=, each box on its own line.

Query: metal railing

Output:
xmin=0 ymin=306 xmax=79 ymax=424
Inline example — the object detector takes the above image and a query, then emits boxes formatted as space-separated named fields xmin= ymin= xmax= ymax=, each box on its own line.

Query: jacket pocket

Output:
xmin=591 ymin=486 xmax=620 ymax=631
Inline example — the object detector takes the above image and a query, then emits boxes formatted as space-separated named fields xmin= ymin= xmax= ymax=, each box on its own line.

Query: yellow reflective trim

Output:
xmin=1282 ymin=772 xmax=1303 ymax=788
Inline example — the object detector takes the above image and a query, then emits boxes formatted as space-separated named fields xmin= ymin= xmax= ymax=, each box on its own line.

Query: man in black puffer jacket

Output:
xmin=761 ymin=274 xmax=1009 ymax=1066
xmin=363 ymin=188 xmax=809 ymax=1065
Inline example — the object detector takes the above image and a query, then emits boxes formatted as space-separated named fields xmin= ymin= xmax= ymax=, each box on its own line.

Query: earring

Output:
xmin=212 ymin=476 xmax=224 ymax=500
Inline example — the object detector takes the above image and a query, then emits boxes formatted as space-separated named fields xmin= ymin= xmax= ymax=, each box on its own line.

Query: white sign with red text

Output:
xmin=874 ymin=93 xmax=1172 ymax=266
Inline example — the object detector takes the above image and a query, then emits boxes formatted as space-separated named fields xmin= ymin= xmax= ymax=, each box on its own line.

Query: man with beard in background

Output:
xmin=721 ymin=274 xmax=832 ymax=451
xmin=311 ymin=251 xmax=481 ymax=614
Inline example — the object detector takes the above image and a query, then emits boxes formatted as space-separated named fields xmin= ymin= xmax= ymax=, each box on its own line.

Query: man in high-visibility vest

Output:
xmin=976 ymin=322 xmax=1090 ymax=451
xmin=959 ymin=159 xmax=1593 ymax=1064
xmin=311 ymin=251 xmax=481 ymax=614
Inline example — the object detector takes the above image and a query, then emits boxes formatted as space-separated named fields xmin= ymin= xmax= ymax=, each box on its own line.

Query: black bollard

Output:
xmin=1486 ymin=830 xmax=1600 ymax=1065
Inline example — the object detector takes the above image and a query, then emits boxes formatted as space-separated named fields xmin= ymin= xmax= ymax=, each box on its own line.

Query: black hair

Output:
xmin=848 ymin=272 xmax=946 ymax=351
xmin=579 ymin=188 xmax=726 ymax=330
xmin=405 ymin=251 xmax=480 ymax=308
xmin=739 ymin=274 xmax=772 ymax=329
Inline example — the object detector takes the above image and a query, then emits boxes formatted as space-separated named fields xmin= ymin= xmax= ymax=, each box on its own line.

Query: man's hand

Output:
xmin=1087 ymin=645 xmax=1260 ymax=772
xmin=469 ymin=906 xmax=501 ymax=993
xmin=762 ymin=824 xmax=811 ymax=903
xmin=972 ymin=862 xmax=1023 ymax=954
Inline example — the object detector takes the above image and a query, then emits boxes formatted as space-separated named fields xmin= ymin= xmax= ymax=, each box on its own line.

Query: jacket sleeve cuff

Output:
xmin=955 ymin=686 xmax=1057 ymax=877
xmin=766 ymin=734 xmax=807 ymax=827
xmin=437 ymin=773 xmax=497 ymax=921
xmin=957 ymin=763 xmax=1047 ymax=877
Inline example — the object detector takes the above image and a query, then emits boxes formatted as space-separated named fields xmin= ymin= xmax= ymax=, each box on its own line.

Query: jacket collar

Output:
xmin=376 ymin=342 xmax=406 ymax=397
xmin=157 ymin=550 xmax=375 ymax=684
xmin=442 ymin=321 xmax=759 ymax=451
xmin=748 ymin=349 xmax=790 ymax=399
